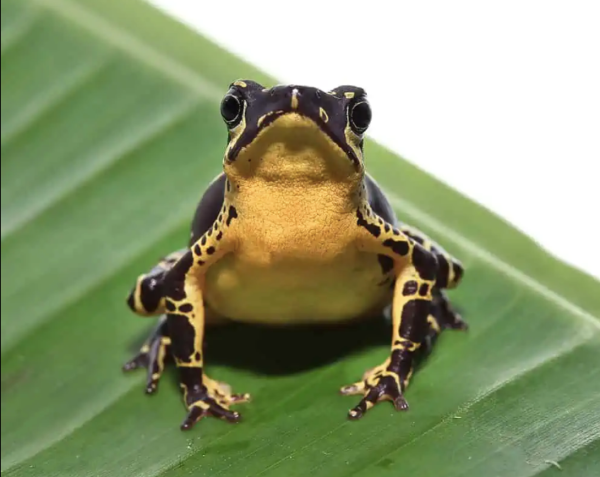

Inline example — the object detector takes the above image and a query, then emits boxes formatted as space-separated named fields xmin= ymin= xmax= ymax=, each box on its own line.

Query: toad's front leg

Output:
xmin=163 ymin=212 xmax=250 ymax=430
xmin=342 ymin=207 xmax=438 ymax=418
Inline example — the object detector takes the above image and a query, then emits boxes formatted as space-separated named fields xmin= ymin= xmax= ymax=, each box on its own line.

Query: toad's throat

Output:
xmin=226 ymin=115 xmax=361 ymax=183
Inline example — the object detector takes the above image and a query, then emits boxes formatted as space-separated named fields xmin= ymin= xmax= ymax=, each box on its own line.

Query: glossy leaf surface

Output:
xmin=1 ymin=1 xmax=599 ymax=476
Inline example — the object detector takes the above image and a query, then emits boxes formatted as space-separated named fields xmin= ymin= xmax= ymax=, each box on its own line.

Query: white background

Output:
xmin=149 ymin=0 xmax=600 ymax=280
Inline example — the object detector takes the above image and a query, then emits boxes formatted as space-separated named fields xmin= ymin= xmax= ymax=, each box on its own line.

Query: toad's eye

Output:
xmin=349 ymin=101 xmax=372 ymax=134
xmin=220 ymin=94 xmax=243 ymax=126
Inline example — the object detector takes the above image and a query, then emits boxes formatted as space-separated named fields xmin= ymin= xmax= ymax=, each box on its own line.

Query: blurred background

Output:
xmin=152 ymin=0 xmax=600 ymax=280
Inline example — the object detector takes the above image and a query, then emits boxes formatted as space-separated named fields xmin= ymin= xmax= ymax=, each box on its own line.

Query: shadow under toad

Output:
xmin=127 ymin=313 xmax=392 ymax=377
xmin=124 ymin=299 xmax=465 ymax=379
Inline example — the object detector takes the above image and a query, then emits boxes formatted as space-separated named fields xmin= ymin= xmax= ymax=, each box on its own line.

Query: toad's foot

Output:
xmin=340 ymin=360 xmax=408 ymax=419
xmin=180 ymin=374 xmax=251 ymax=430
xmin=122 ymin=318 xmax=171 ymax=395
xmin=432 ymin=288 xmax=468 ymax=331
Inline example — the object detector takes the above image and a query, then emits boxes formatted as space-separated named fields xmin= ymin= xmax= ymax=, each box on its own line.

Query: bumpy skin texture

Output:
xmin=123 ymin=80 xmax=467 ymax=430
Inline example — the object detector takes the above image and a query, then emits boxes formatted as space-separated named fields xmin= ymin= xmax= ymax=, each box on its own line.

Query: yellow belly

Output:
xmin=203 ymin=167 xmax=391 ymax=325
xmin=203 ymin=241 xmax=392 ymax=325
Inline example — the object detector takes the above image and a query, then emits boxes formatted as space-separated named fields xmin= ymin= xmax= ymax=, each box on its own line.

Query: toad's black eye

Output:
xmin=220 ymin=94 xmax=243 ymax=125
xmin=350 ymin=101 xmax=372 ymax=134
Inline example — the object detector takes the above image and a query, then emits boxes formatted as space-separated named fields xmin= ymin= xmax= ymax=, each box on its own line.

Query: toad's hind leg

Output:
xmin=126 ymin=249 xmax=188 ymax=317
xmin=122 ymin=249 xmax=185 ymax=393
xmin=398 ymin=224 xmax=468 ymax=331
xmin=421 ymin=288 xmax=468 ymax=358
xmin=365 ymin=174 xmax=466 ymax=330
xmin=123 ymin=248 xmax=228 ymax=394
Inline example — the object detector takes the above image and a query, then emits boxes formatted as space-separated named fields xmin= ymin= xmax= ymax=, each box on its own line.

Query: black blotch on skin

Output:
xmin=168 ymin=284 xmax=186 ymax=302
xmin=388 ymin=348 xmax=415 ymax=381
xmin=166 ymin=301 xmax=176 ymax=312
xmin=201 ymin=236 xmax=207 ymax=246
xmin=356 ymin=209 xmax=380 ymax=237
xmin=166 ymin=314 xmax=196 ymax=361
xmin=178 ymin=367 xmax=206 ymax=403
xmin=226 ymin=180 xmax=231 ymax=192
xmin=218 ymin=214 xmax=223 ymax=223
xmin=126 ymin=291 xmax=135 ymax=311
xmin=404 ymin=231 xmax=424 ymax=245
xmin=412 ymin=246 xmax=437 ymax=281
xmin=226 ymin=206 xmax=238 ymax=226
xmin=197 ymin=260 xmax=204 ymax=266
xmin=165 ymin=252 xmax=193 ymax=301
xmin=139 ymin=277 xmax=163 ymax=313
xmin=453 ymin=262 xmax=465 ymax=284
xmin=383 ymin=238 xmax=409 ymax=256
xmin=206 ymin=246 xmax=216 ymax=255
xmin=216 ymin=231 xmax=223 ymax=241
xmin=193 ymin=244 xmax=201 ymax=256
xmin=179 ymin=303 xmax=193 ymax=313
xmin=399 ymin=299 xmax=431 ymax=342
xmin=377 ymin=254 xmax=394 ymax=275
xmin=194 ymin=351 xmax=202 ymax=362
xmin=402 ymin=280 xmax=419 ymax=296
xmin=436 ymin=256 xmax=450 ymax=288
xmin=419 ymin=283 xmax=429 ymax=297
xmin=395 ymin=339 xmax=413 ymax=349
xmin=384 ymin=223 xmax=391 ymax=233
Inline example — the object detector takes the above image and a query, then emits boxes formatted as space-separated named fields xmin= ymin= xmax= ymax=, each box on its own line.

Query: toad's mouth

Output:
xmin=224 ymin=108 xmax=361 ymax=168
xmin=226 ymin=113 xmax=361 ymax=173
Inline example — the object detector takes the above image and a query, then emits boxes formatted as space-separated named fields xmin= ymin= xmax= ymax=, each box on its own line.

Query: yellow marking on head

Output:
xmin=257 ymin=114 xmax=268 ymax=127
xmin=291 ymin=88 xmax=299 ymax=110
xmin=319 ymin=107 xmax=329 ymax=123
xmin=233 ymin=80 xmax=247 ymax=88
xmin=344 ymin=92 xmax=355 ymax=99
xmin=257 ymin=110 xmax=284 ymax=127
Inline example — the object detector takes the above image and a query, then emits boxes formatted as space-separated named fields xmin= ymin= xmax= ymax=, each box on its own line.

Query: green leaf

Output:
xmin=1 ymin=0 xmax=598 ymax=476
